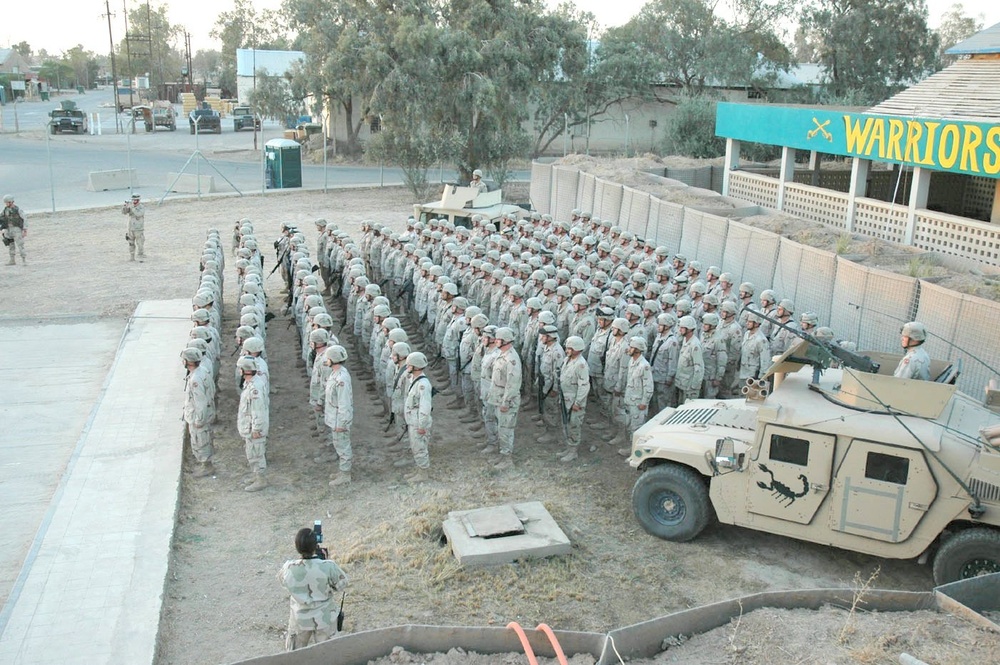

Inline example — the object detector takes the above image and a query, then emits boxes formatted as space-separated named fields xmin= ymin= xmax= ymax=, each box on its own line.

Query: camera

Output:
xmin=313 ymin=520 xmax=328 ymax=560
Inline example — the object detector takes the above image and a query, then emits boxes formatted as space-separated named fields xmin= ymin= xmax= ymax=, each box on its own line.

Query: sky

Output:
xmin=3 ymin=0 xmax=999 ymax=59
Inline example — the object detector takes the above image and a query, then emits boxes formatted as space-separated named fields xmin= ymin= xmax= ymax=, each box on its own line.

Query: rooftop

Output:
xmin=946 ymin=21 xmax=1000 ymax=55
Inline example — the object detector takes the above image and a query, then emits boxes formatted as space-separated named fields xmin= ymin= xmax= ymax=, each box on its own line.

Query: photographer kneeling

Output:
xmin=277 ymin=527 xmax=349 ymax=651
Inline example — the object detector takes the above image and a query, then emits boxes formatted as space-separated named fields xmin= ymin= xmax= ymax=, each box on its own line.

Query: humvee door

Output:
xmin=747 ymin=425 xmax=834 ymax=524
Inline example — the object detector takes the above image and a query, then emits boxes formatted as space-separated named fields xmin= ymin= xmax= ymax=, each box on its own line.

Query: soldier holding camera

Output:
xmin=121 ymin=193 xmax=146 ymax=261
xmin=277 ymin=526 xmax=348 ymax=651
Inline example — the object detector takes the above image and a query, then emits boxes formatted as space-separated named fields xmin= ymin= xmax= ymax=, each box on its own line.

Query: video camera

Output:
xmin=313 ymin=519 xmax=329 ymax=560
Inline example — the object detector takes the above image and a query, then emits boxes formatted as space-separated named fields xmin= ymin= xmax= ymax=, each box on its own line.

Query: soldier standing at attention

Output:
xmin=557 ymin=336 xmax=590 ymax=463
xmin=1 ymin=194 xmax=26 ymax=265
xmin=181 ymin=347 xmax=215 ymax=478
xmin=487 ymin=327 xmax=522 ymax=470
xmin=402 ymin=352 xmax=433 ymax=483
xmin=619 ymin=337 xmax=653 ymax=458
xmin=894 ymin=322 xmax=931 ymax=381
xmin=674 ymin=316 xmax=705 ymax=405
xmin=324 ymin=345 xmax=355 ymax=488
xmin=237 ymin=356 xmax=270 ymax=492
xmin=122 ymin=193 xmax=146 ymax=262
xmin=469 ymin=168 xmax=488 ymax=194
xmin=277 ymin=527 xmax=348 ymax=651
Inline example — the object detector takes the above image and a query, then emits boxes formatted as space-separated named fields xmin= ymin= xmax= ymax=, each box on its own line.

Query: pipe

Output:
xmin=506 ymin=622 xmax=539 ymax=665
xmin=535 ymin=624 xmax=568 ymax=665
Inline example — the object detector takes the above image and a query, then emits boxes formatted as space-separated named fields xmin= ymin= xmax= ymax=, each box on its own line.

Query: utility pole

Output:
xmin=123 ymin=0 xmax=135 ymax=109
xmin=103 ymin=0 xmax=121 ymax=133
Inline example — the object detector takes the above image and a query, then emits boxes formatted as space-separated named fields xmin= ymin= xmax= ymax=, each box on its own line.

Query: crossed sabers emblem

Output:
xmin=807 ymin=117 xmax=833 ymax=142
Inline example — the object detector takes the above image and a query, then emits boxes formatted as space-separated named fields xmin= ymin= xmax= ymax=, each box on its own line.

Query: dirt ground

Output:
xmin=5 ymin=183 xmax=957 ymax=665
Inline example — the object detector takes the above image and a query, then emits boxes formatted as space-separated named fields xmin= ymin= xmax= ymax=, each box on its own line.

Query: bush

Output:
xmin=662 ymin=95 xmax=725 ymax=159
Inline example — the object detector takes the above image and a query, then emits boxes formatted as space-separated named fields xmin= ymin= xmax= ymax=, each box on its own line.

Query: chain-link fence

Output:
xmin=531 ymin=162 xmax=1000 ymax=397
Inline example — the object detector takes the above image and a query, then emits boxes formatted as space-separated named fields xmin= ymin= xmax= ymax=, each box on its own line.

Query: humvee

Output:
xmin=628 ymin=334 xmax=1000 ymax=585
xmin=48 ymin=100 xmax=87 ymax=134
xmin=189 ymin=102 xmax=221 ymax=134
xmin=413 ymin=184 xmax=528 ymax=228
xmin=232 ymin=105 xmax=259 ymax=132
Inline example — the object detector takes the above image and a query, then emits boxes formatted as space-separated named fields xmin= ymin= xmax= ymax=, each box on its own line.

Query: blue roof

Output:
xmin=945 ymin=21 xmax=1000 ymax=55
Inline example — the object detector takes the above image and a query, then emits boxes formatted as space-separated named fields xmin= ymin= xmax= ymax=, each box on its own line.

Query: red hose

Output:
xmin=506 ymin=621 xmax=539 ymax=665
xmin=535 ymin=623 xmax=569 ymax=665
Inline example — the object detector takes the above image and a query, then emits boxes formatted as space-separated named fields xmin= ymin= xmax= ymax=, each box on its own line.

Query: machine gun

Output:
xmin=745 ymin=307 xmax=880 ymax=375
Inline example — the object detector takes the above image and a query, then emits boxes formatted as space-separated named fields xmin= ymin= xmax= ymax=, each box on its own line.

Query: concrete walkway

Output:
xmin=0 ymin=301 xmax=191 ymax=664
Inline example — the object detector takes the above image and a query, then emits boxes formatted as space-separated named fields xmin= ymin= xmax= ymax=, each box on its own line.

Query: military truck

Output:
xmin=151 ymin=101 xmax=177 ymax=131
xmin=413 ymin=183 xmax=528 ymax=228
xmin=627 ymin=330 xmax=1000 ymax=585
xmin=48 ymin=100 xmax=88 ymax=134
xmin=188 ymin=102 xmax=221 ymax=134
xmin=232 ymin=105 xmax=259 ymax=132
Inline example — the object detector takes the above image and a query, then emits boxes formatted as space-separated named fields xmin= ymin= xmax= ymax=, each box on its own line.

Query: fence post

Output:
xmin=776 ymin=146 xmax=796 ymax=210
xmin=722 ymin=139 xmax=741 ymax=196
xmin=846 ymin=157 xmax=870 ymax=233
xmin=905 ymin=167 xmax=930 ymax=246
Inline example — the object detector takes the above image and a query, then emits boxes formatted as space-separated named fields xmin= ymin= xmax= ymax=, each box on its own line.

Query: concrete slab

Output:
xmin=442 ymin=501 xmax=572 ymax=567
xmin=0 ymin=319 xmax=123 ymax=608
xmin=0 ymin=301 xmax=190 ymax=665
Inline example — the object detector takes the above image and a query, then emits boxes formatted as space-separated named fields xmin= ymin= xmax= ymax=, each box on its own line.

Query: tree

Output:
xmin=662 ymin=95 xmax=726 ymax=158
xmin=212 ymin=0 xmax=289 ymax=97
xmin=117 ymin=4 xmax=183 ymax=90
xmin=64 ymin=45 xmax=100 ymax=89
xmin=604 ymin=0 xmax=792 ymax=96
xmin=192 ymin=49 xmax=222 ymax=84
xmin=936 ymin=3 xmax=984 ymax=65
xmin=248 ymin=65 xmax=306 ymax=124
xmin=39 ymin=59 xmax=75 ymax=91
xmin=799 ymin=0 xmax=939 ymax=104
xmin=13 ymin=42 xmax=32 ymax=60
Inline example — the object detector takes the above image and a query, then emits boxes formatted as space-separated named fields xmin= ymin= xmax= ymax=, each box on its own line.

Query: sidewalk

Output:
xmin=0 ymin=300 xmax=191 ymax=664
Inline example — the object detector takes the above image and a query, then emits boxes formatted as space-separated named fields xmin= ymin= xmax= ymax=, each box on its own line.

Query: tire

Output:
xmin=631 ymin=463 xmax=712 ymax=542
xmin=189 ymin=124 xmax=195 ymax=135
xmin=50 ymin=125 xmax=57 ymax=135
xmin=932 ymin=528 xmax=1000 ymax=585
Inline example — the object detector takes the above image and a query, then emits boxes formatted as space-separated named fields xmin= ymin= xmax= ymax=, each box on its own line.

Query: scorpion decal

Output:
xmin=756 ymin=463 xmax=809 ymax=506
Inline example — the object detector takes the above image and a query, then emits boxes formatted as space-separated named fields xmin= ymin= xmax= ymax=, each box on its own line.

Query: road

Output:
xmin=0 ymin=87 xmax=527 ymax=213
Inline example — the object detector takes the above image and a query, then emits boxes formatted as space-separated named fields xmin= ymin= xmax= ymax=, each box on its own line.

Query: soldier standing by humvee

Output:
xmin=674 ymin=316 xmax=705 ymax=405
xmin=1 ymin=194 xmax=26 ymax=265
xmin=121 ymin=193 xmax=146 ymax=262
xmin=619 ymin=337 xmax=653 ymax=457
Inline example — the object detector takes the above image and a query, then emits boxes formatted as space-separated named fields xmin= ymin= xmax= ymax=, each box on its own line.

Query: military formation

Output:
xmin=183 ymin=208 xmax=933 ymax=492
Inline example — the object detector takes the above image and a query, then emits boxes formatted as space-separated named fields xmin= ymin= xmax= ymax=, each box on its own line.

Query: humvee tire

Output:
xmin=50 ymin=125 xmax=57 ymax=135
xmin=632 ymin=463 xmax=712 ymax=542
xmin=932 ymin=528 xmax=1000 ymax=585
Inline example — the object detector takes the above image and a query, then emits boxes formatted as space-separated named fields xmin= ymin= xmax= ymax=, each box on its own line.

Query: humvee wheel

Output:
xmin=932 ymin=528 xmax=1000 ymax=585
xmin=632 ymin=464 xmax=711 ymax=542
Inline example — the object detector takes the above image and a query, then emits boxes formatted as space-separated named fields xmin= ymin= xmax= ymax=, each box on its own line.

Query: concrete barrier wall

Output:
xmin=87 ymin=169 xmax=137 ymax=192
xmin=167 ymin=173 xmax=217 ymax=194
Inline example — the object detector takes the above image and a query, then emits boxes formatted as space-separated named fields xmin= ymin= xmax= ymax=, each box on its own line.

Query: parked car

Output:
xmin=232 ymin=105 xmax=260 ymax=132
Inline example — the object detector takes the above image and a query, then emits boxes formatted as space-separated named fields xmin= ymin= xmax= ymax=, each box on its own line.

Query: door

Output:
xmin=829 ymin=440 xmax=937 ymax=543
xmin=747 ymin=425 xmax=835 ymax=524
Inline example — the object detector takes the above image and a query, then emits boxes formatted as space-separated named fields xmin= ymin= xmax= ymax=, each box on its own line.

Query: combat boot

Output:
xmin=329 ymin=471 xmax=352 ymax=487
xmin=558 ymin=448 xmax=578 ymax=463
xmin=537 ymin=433 xmax=558 ymax=445
xmin=7 ymin=256 xmax=17 ymax=265
xmin=192 ymin=461 xmax=215 ymax=478
xmin=405 ymin=468 xmax=429 ymax=483
xmin=393 ymin=457 xmax=414 ymax=468
xmin=244 ymin=472 xmax=268 ymax=492
xmin=469 ymin=421 xmax=485 ymax=433
xmin=313 ymin=450 xmax=339 ymax=464
xmin=493 ymin=456 xmax=514 ymax=471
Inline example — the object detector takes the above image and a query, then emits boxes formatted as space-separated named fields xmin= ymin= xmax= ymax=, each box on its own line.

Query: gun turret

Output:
xmin=746 ymin=307 xmax=880 ymax=375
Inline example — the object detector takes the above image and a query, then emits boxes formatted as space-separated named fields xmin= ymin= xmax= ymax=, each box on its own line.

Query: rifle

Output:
xmin=267 ymin=247 xmax=289 ymax=277
xmin=745 ymin=307 xmax=880 ymax=374
xmin=536 ymin=367 xmax=546 ymax=415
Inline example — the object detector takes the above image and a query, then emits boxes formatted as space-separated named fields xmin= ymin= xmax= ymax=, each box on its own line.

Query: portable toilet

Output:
xmin=264 ymin=138 xmax=302 ymax=189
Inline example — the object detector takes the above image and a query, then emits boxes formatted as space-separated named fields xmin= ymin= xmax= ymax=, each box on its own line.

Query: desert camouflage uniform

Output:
xmin=277 ymin=557 xmax=348 ymax=651
xmin=324 ymin=365 xmax=354 ymax=473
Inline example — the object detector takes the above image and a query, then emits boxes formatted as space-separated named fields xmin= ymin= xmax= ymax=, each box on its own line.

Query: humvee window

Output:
xmin=864 ymin=451 xmax=909 ymax=484
xmin=769 ymin=434 xmax=810 ymax=466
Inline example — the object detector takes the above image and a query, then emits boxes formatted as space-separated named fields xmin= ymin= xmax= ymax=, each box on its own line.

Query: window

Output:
xmin=769 ymin=434 xmax=810 ymax=466
xmin=865 ymin=452 xmax=909 ymax=484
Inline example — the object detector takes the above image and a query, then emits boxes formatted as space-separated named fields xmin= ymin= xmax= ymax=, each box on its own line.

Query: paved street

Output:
xmin=0 ymin=87 xmax=528 ymax=213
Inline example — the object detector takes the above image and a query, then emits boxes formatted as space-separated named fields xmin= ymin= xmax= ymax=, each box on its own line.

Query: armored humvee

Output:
xmin=48 ymin=100 xmax=87 ymax=134
xmin=628 ymin=335 xmax=1000 ymax=585
xmin=413 ymin=184 xmax=528 ymax=228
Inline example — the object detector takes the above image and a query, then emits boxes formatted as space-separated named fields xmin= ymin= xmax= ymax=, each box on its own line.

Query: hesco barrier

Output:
xmin=529 ymin=161 xmax=1000 ymax=398
xmin=229 ymin=575 xmax=1000 ymax=664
